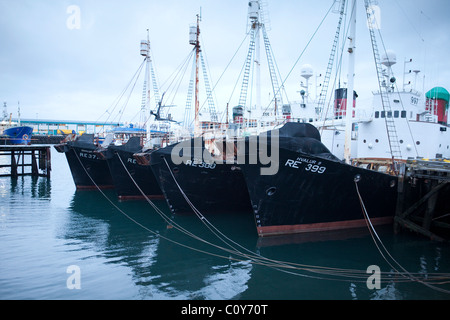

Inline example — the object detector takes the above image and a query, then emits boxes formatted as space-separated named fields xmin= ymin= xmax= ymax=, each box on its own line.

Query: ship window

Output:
xmin=416 ymin=141 xmax=421 ymax=145
xmin=375 ymin=111 xmax=380 ymax=118
xmin=375 ymin=139 xmax=379 ymax=143
xmin=387 ymin=111 xmax=392 ymax=118
xmin=399 ymin=140 xmax=404 ymax=144
xmin=394 ymin=111 xmax=399 ymax=118
xmin=401 ymin=111 xmax=407 ymax=118
xmin=381 ymin=111 xmax=385 ymax=118
xmin=266 ymin=187 xmax=277 ymax=196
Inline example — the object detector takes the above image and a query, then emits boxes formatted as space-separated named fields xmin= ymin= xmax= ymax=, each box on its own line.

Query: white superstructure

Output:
xmin=356 ymin=87 xmax=450 ymax=161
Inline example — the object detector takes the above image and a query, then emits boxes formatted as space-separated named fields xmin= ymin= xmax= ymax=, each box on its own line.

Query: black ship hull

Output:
xmin=146 ymin=139 xmax=252 ymax=215
xmin=54 ymin=134 xmax=114 ymax=189
xmin=99 ymin=137 xmax=163 ymax=200
xmin=239 ymin=123 xmax=398 ymax=237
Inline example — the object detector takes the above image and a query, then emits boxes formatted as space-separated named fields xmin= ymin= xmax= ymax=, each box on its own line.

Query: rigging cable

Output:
xmin=364 ymin=0 xmax=419 ymax=157
xmin=165 ymin=49 xmax=196 ymax=108
xmin=186 ymin=30 xmax=252 ymax=128
xmin=95 ymin=58 xmax=147 ymax=134
xmin=261 ymin=1 xmax=335 ymax=118
xmin=199 ymin=31 xmax=252 ymax=124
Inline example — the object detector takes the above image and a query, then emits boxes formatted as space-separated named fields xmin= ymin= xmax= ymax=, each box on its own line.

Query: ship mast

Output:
xmin=344 ymin=0 xmax=356 ymax=165
xmin=140 ymin=30 xmax=151 ymax=133
xmin=191 ymin=14 xmax=201 ymax=137
xmin=239 ymin=1 xmax=262 ymax=127
xmin=239 ymin=1 xmax=282 ymax=127
xmin=253 ymin=3 xmax=262 ymax=114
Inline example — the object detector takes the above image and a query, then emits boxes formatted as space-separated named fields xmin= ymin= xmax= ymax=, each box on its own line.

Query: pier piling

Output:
xmin=0 ymin=145 xmax=51 ymax=178
xmin=395 ymin=159 xmax=450 ymax=241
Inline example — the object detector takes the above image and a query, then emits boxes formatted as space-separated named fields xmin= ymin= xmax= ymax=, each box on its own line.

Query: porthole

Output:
xmin=266 ymin=187 xmax=277 ymax=196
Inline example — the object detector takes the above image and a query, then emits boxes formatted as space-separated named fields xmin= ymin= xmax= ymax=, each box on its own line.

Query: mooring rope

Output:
xmin=119 ymin=153 xmax=350 ymax=280
xmin=117 ymin=152 xmax=381 ymax=281
xmin=73 ymin=150 xmax=257 ymax=263
xmin=354 ymin=178 xmax=450 ymax=294
xmin=115 ymin=152 xmax=260 ymax=257
xmin=158 ymin=155 xmax=450 ymax=285
xmin=70 ymin=148 xmax=450 ymax=287
xmin=113 ymin=149 xmax=450 ymax=284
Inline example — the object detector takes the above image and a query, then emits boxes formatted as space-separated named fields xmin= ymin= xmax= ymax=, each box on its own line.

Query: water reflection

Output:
xmin=370 ymin=282 xmax=403 ymax=300
xmin=2 ymin=166 xmax=449 ymax=299
xmin=7 ymin=176 xmax=51 ymax=199
xmin=66 ymin=187 xmax=450 ymax=299
xmin=64 ymin=190 xmax=254 ymax=299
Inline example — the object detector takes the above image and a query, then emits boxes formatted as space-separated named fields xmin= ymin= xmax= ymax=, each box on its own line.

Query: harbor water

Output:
xmin=1 ymin=151 xmax=450 ymax=300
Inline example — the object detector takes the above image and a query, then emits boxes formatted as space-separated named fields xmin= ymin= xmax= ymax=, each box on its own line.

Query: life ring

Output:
xmin=22 ymin=134 xmax=29 ymax=140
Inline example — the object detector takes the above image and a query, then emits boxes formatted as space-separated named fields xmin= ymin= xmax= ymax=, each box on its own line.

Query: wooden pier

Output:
xmin=395 ymin=159 xmax=450 ymax=242
xmin=0 ymin=145 xmax=51 ymax=178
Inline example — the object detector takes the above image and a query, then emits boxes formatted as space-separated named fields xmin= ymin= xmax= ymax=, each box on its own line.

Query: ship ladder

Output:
xmin=364 ymin=0 xmax=402 ymax=163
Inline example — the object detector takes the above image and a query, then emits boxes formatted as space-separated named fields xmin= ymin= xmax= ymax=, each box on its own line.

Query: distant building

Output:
xmin=12 ymin=119 xmax=123 ymax=135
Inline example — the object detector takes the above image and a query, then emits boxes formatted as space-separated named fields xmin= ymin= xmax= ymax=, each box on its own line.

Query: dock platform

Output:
xmin=395 ymin=158 xmax=450 ymax=241
xmin=0 ymin=145 xmax=51 ymax=178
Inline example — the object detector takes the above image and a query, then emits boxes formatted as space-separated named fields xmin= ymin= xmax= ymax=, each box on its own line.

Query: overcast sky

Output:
xmin=1 ymin=0 xmax=449 ymax=124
